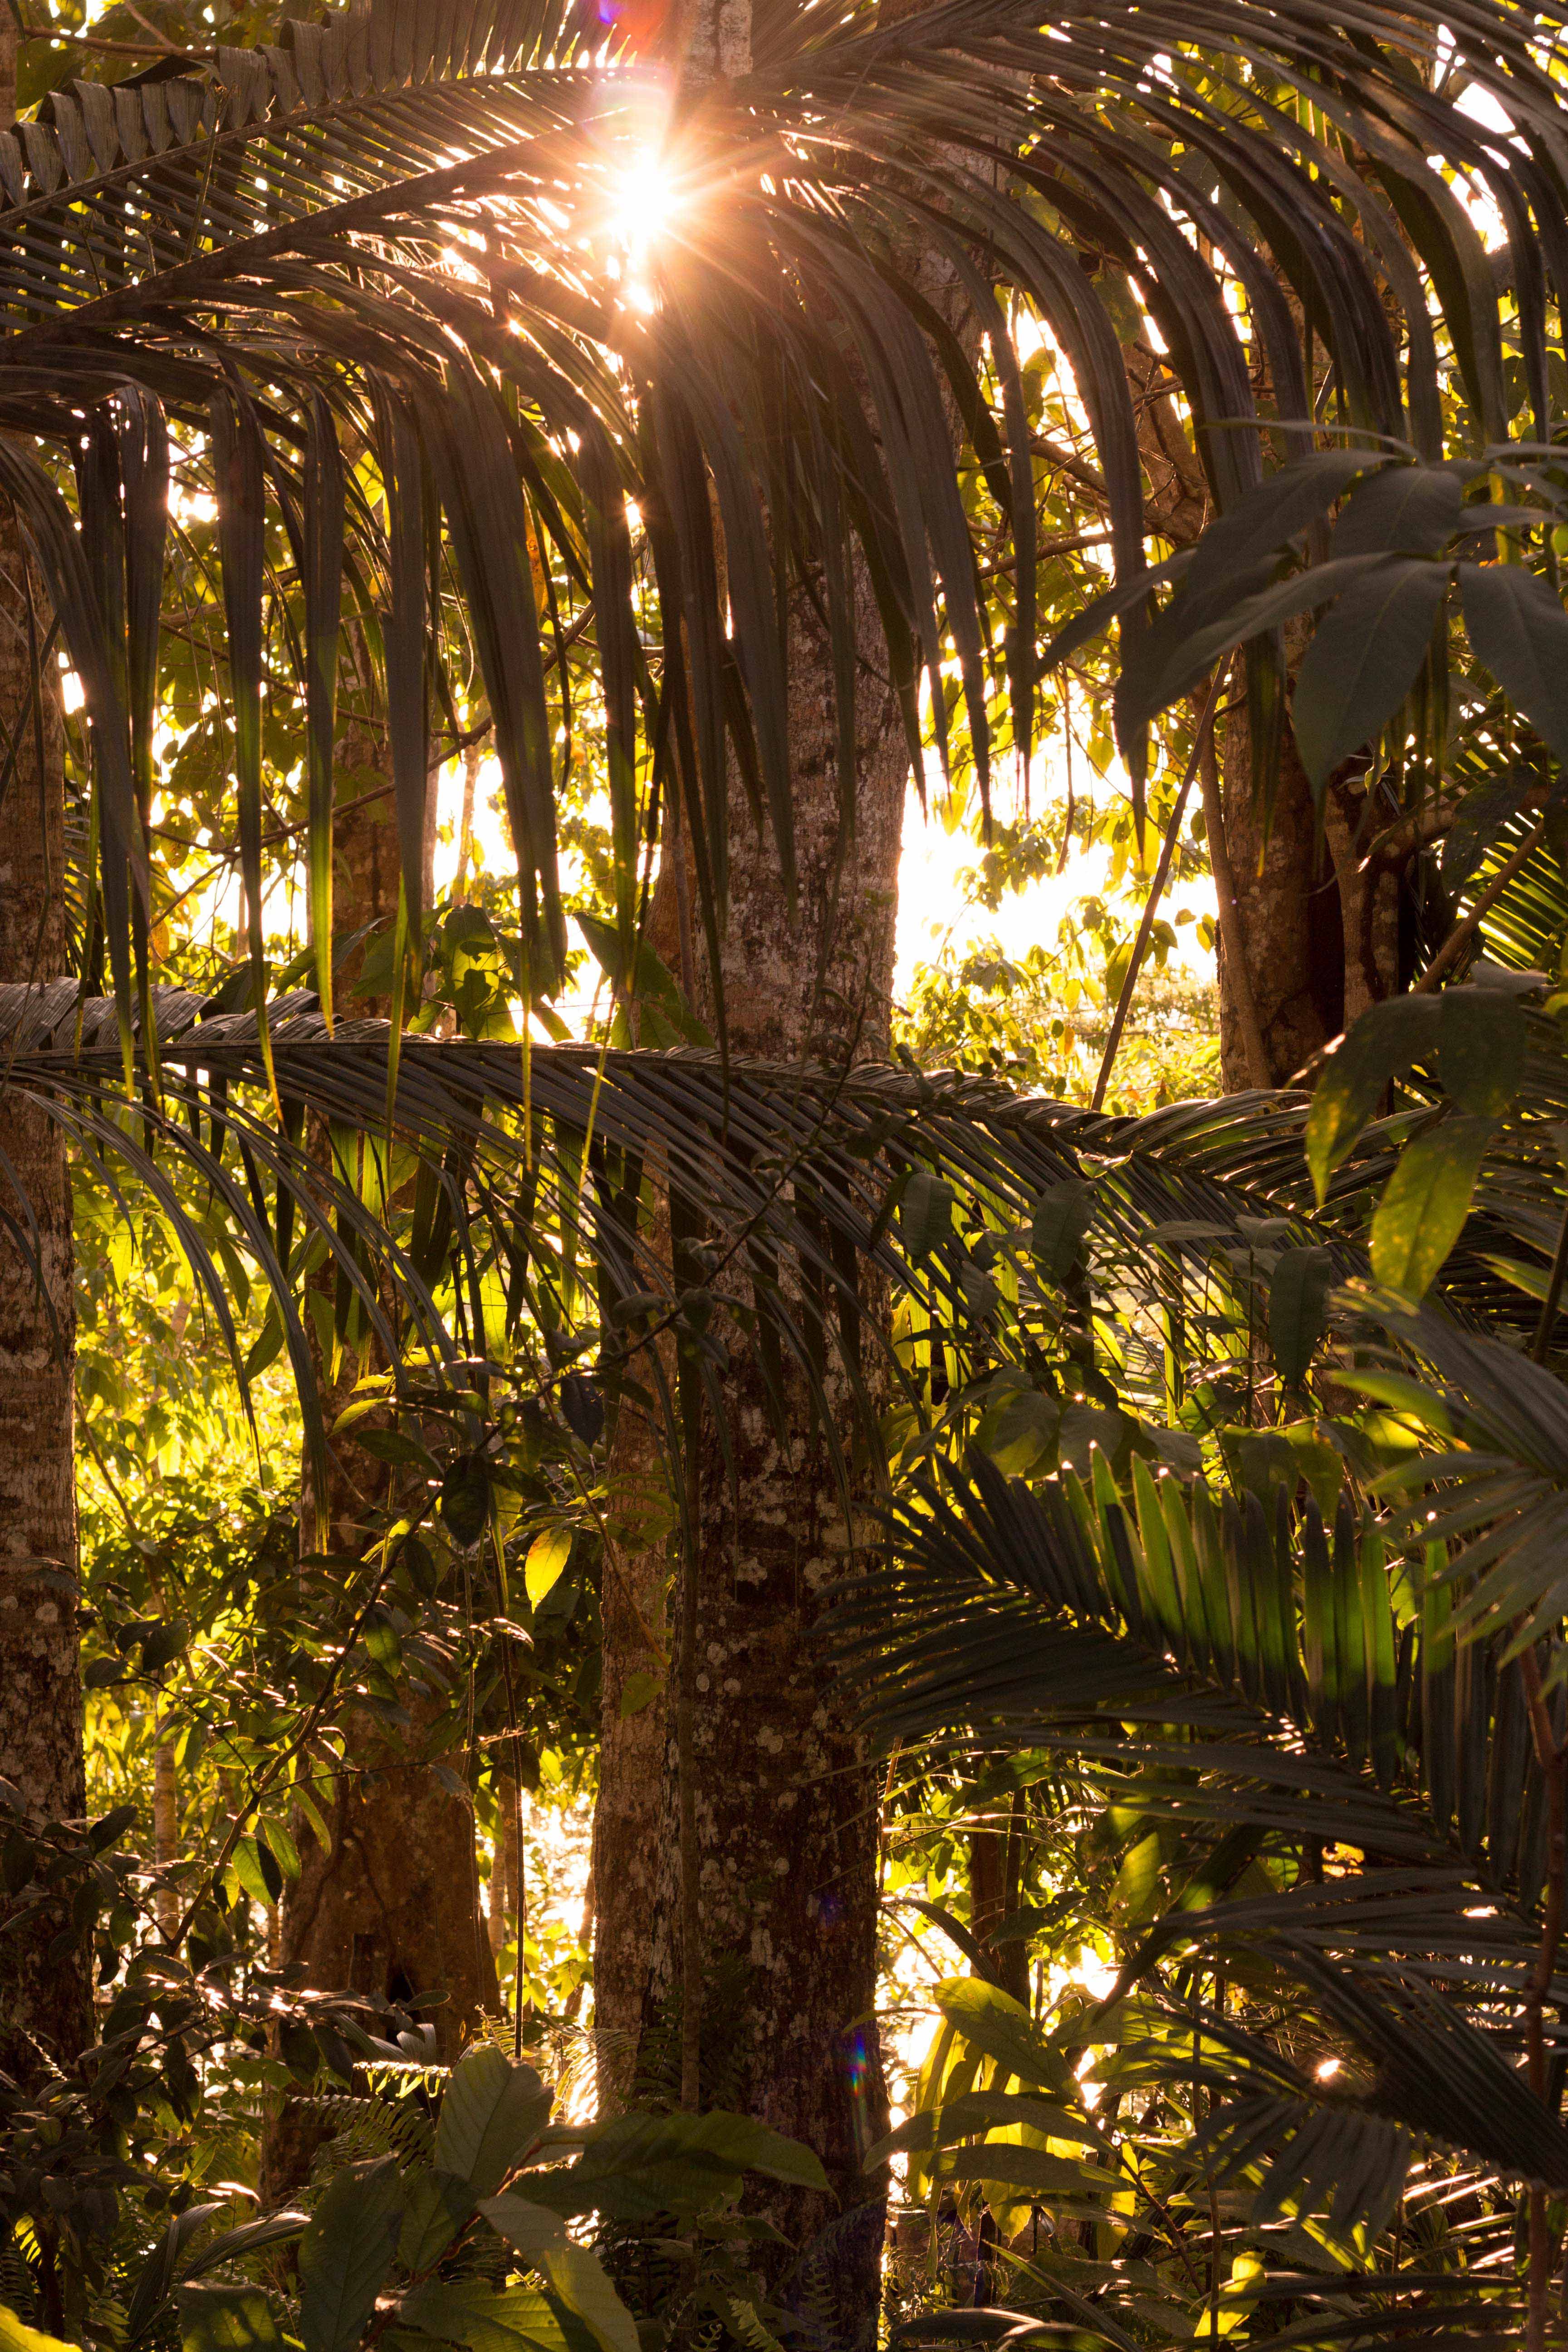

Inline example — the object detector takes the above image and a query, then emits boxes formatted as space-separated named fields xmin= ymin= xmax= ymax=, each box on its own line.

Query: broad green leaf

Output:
xmin=983 ymin=1387 xmax=1061 ymax=1477
xmin=1292 ymin=558 xmax=1451 ymax=789
xmin=0 ymin=2312 xmax=75 ymax=2352
xmin=535 ymin=2249 xmax=640 ymax=2352
xmin=1270 ymin=1246 xmax=1333 ymax=1387
xmin=1030 ymin=1181 xmax=1094 ymax=1282
xmin=863 ymin=2090 xmax=1109 ymax=2171
xmin=1305 ymin=995 xmax=1441 ymax=1199
xmin=900 ymin=1171 xmax=954 ymax=1261
xmin=1186 ymin=449 xmax=1386 ymax=599
xmin=176 ymin=2288 xmax=284 ymax=2352
xmin=933 ymin=1978 xmax=1070 ymax=2096
xmin=1057 ymin=1402 xmax=1128 ymax=1477
xmin=525 ymin=1529 xmax=573 ymax=1611
xmin=229 ymin=1836 xmax=283 ymax=1908
xmin=1437 ymin=985 xmax=1527 ymax=1117
xmin=297 ymin=2159 xmax=404 ymax=2352
xmin=1369 ymin=1115 xmax=1495 ymax=1298
xmin=398 ymin=2170 xmax=474 ymax=2276
xmin=939 ymin=2146 xmax=1120 ymax=2196
xmin=395 ymin=2282 xmax=571 ymax=2352
xmin=434 ymin=2048 xmax=551 ymax=2200
xmin=181 ymin=2212 xmax=308 ymax=2282
xmin=478 ymin=2193 xmax=567 ymax=2259
xmin=1123 ymin=553 xmax=1395 ymax=733
xmin=1330 ymin=462 xmax=1465 ymax=556
xmin=526 ymin=2108 xmax=827 ymax=2222
xmin=1461 ymin=562 xmax=1568 ymax=769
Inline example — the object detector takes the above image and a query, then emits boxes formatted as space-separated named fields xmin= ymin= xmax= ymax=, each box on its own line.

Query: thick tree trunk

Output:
xmin=594 ymin=554 xmax=902 ymax=2339
xmin=267 ymin=711 xmax=494 ymax=2196
xmin=0 ymin=493 xmax=90 ymax=2078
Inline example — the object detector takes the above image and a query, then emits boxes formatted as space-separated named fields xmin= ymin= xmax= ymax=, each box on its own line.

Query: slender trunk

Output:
xmin=453 ymin=739 xmax=479 ymax=905
xmin=267 ymin=691 xmax=495 ymax=2199
xmin=0 ymin=333 xmax=89 ymax=2072
xmin=153 ymin=1708 xmax=179 ymax=1939
xmin=968 ymin=1792 xmax=1028 ymax=2007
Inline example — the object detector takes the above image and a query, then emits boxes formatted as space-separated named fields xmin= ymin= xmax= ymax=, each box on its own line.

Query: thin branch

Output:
xmin=1411 ymin=818 xmax=1547 ymax=994
xmin=1092 ymin=666 xmax=1225 ymax=1111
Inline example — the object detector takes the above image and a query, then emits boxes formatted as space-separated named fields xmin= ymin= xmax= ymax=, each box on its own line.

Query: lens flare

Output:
xmin=607 ymin=148 xmax=679 ymax=265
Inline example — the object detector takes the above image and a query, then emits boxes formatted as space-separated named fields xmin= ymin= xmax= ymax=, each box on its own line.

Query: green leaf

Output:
xmin=1122 ymin=553 xmax=1395 ymax=734
xmin=527 ymin=2109 xmax=828 ymax=2223
xmin=1330 ymin=462 xmax=1465 ymax=556
xmin=1369 ymin=1114 xmax=1496 ymax=1299
xmin=478 ymin=2194 xmax=567 ymax=2260
xmin=900 ymin=1171 xmax=954 ymax=1262
xmin=1030 ymin=1180 xmax=1094 ymax=1282
xmin=1186 ymin=449 xmax=1386 ymax=600
xmin=1438 ymin=984 xmax=1527 ymax=1117
xmin=1460 ymin=562 xmax=1568 ymax=769
xmin=297 ymin=2159 xmax=404 ymax=2352
xmin=229 ymin=1836 xmax=283 ymax=1907
xmin=434 ymin=2047 xmax=551 ymax=2200
xmin=535 ymin=2246 xmax=641 ymax=2352
xmin=394 ymin=2283 xmax=571 ymax=2352
xmin=1305 ymin=995 xmax=1441 ymax=1199
xmin=617 ymin=1671 xmax=660 ymax=1720
xmin=176 ymin=2288 xmax=284 ymax=2352
xmin=1270 ymin=1246 xmax=1334 ymax=1387
xmin=939 ymin=2146 xmax=1119 ymax=2197
xmin=525 ymin=1529 xmax=573 ymax=1611
xmin=1292 ymin=558 xmax=1451 ymax=790
xmin=933 ymin=1978 xmax=1069 ymax=2096
xmin=0 ymin=2312 xmax=76 ymax=2352
xmin=398 ymin=2170 xmax=475 ymax=2276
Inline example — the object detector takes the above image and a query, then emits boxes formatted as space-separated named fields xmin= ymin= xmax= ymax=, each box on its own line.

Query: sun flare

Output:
xmin=605 ymin=146 xmax=681 ymax=263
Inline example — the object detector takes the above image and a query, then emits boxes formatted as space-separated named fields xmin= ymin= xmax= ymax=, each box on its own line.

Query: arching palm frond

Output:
xmin=831 ymin=1444 xmax=1568 ymax=2259
xmin=0 ymin=0 xmax=1561 ymax=1036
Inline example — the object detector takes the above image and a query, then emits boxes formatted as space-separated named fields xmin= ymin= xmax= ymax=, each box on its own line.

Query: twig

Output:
xmin=1091 ymin=666 xmax=1225 ymax=1111
xmin=1411 ymin=818 xmax=1547 ymax=994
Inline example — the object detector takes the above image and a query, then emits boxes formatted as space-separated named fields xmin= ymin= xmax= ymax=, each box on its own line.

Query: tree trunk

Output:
xmin=1212 ymin=675 xmax=1402 ymax=1091
xmin=1118 ymin=334 xmax=1405 ymax=1091
xmin=968 ymin=1793 xmax=1028 ymax=2007
xmin=267 ymin=706 xmax=494 ymax=2196
xmin=594 ymin=542 xmax=903 ymax=2337
xmin=0 ymin=471 xmax=89 ymax=2075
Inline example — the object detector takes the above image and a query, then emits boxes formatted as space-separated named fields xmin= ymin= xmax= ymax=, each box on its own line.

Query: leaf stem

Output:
xmin=1092 ymin=665 xmax=1226 ymax=1112
xmin=1412 ymin=818 xmax=1547 ymax=994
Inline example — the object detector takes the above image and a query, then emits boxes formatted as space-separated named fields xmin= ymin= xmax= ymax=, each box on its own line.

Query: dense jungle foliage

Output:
xmin=5 ymin=0 xmax=1568 ymax=2348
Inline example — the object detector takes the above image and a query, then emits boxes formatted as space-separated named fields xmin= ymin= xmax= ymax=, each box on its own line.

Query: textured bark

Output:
xmin=1215 ymin=677 xmax=1401 ymax=1091
xmin=0 ymin=502 xmax=90 ymax=2078
xmin=623 ymin=568 xmax=903 ymax=2342
xmin=968 ymin=1793 xmax=1028 ymax=2007
xmin=267 ymin=706 xmax=494 ymax=2196
xmin=1117 ymin=333 xmax=1404 ymax=1090
xmin=592 ymin=1370 xmax=671 ymax=2096
xmin=1214 ymin=700 xmax=1343 ymax=1090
